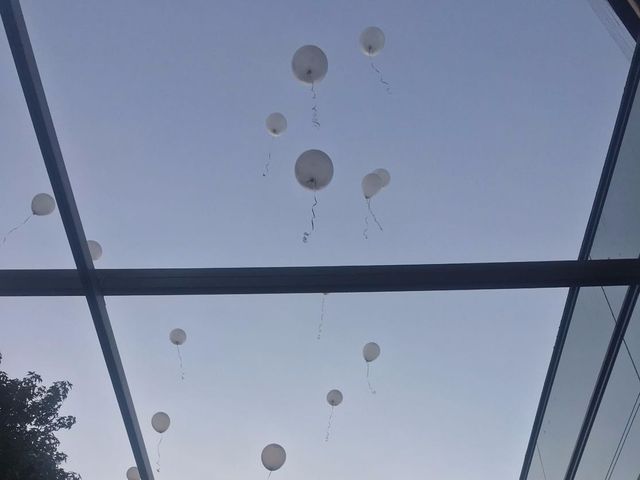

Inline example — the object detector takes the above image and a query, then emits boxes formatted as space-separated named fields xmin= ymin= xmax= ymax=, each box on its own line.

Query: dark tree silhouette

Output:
xmin=0 ymin=353 xmax=81 ymax=480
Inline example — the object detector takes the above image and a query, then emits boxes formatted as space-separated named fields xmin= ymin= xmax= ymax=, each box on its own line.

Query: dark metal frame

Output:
xmin=606 ymin=0 xmax=640 ymax=40
xmin=0 ymin=259 xmax=639 ymax=297
xmin=1 ymin=1 xmax=639 ymax=479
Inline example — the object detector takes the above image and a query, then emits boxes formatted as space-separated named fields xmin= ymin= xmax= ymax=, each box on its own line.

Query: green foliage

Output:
xmin=0 ymin=353 xmax=81 ymax=480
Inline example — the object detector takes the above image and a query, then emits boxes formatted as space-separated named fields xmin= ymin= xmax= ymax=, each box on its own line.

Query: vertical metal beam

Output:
xmin=0 ymin=2 xmax=154 ymax=478
xmin=519 ymin=39 xmax=640 ymax=479
xmin=564 ymin=285 xmax=640 ymax=479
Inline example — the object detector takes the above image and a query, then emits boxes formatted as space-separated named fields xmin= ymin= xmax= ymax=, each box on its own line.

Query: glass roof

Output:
xmin=106 ymin=289 xmax=564 ymax=479
xmin=9 ymin=0 xmax=630 ymax=268
xmin=2 ymin=1 xmax=639 ymax=479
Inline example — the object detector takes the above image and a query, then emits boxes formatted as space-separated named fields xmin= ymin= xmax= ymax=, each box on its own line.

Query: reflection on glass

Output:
xmin=530 ymin=287 xmax=627 ymax=479
xmin=576 ymin=301 xmax=640 ymax=479
xmin=590 ymin=73 xmax=640 ymax=261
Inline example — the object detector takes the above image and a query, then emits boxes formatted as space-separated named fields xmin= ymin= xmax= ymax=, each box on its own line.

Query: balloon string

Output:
xmin=302 ymin=193 xmax=318 ymax=243
xmin=317 ymin=294 xmax=326 ymax=340
xmin=310 ymin=83 xmax=320 ymax=128
xmin=325 ymin=406 xmax=335 ymax=442
xmin=366 ymin=363 xmax=377 ymax=394
xmin=267 ymin=472 xmax=272 ymax=479
xmin=1 ymin=214 xmax=32 ymax=246
xmin=370 ymin=60 xmax=392 ymax=94
xmin=156 ymin=434 xmax=163 ymax=473
xmin=363 ymin=214 xmax=369 ymax=240
xmin=176 ymin=345 xmax=185 ymax=381
xmin=367 ymin=199 xmax=383 ymax=232
xmin=263 ymin=136 xmax=275 ymax=177
xmin=311 ymin=194 xmax=317 ymax=231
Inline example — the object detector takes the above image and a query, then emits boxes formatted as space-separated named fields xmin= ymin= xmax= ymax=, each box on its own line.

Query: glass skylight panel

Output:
xmin=12 ymin=0 xmax=630 ymax=268
xmin=107 ymin=289 xmax=563 ymax=479
xmin=0 ymin=297 xmax=132 ymax=478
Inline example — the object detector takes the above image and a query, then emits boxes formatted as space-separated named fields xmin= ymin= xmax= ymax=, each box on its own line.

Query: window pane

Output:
xmin=0 ymin=37 xmax=73 ymax=269
xmin=528 ymin=286 xmax=628 ymax=480
xmin=13 ymin=0 xmax=630 ymax=267
xmin=108 ymin=289 xmax=563 ymax=479
xmin=575 ymin=297 xmax=640 ymax=480
xmin=0 ymin=297 xmax=133 ymax=477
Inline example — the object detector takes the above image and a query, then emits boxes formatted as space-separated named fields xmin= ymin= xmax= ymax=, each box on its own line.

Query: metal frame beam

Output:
xmin=607 ymin=0 xmax=640 ymax=39
xmin=0 ymin=2 xmax=154 ymax=478
xmin=0 ymin=259 xmax=639 ymax=297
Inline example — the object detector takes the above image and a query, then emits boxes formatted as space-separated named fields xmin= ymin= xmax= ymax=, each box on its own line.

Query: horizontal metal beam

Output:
xmin=0 ymin=1 xmax=154 ymax=478
xmin=1 ymin=259 xmax=639 ymax=296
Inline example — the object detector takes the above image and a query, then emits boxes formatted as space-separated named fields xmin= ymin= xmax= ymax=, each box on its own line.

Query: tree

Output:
xmin=0 ymin=353 xmax=81 ymax=480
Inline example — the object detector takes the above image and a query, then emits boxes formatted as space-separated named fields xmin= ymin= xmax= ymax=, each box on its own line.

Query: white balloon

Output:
xmin=292 ymin=45 xmax=328 ymax=84
xmin=151 ymin=412 xmax=170 ymax=433
xmin=326 ymin=389 xmax=343 ymax=407
xmin=360 ymin=26 xmax=386 ymax=56
xmin=87 ymin=240 xmax=102 ymax=261
xmin=373 ymin=168 xmax=391 ymax=187
xmin=266 ymin=113 xmax=287 ymax=137
xmin=126 ymin=467 xmax=140 ymax=480
xmin=362 ymin=173 xmax=384 ymax=199
xmin=295 ymin=149 xmax=334 ymax=191
xmin=363 ymin=342 xmax=380 ymax=362
xmin=261 ymin=443 xmax=286 ymax=471
xmin=31 ymin=193 xmax=56 ymax=216
xmin=169 ymin=328 xmax=187 ymax=346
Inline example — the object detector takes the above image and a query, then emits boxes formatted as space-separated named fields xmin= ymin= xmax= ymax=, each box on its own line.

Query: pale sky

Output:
xmin=0 ymin=0 xmax=631 ymax=478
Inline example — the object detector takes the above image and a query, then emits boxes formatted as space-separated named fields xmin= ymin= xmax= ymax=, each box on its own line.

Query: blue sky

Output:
xmin=0 ymin=0 xmax=631 ymax=478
